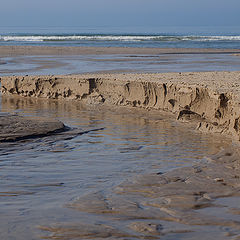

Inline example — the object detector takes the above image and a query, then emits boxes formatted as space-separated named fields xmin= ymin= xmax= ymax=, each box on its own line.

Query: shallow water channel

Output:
xmin=1 ymin=53 xmax=240 ymax=76
xmin=0 ymin=95 xmax=235 ymax=239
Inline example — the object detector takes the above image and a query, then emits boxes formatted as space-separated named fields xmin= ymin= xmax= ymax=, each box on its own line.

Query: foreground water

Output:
xmin=0 ymin=94 xmax=233 ymax=240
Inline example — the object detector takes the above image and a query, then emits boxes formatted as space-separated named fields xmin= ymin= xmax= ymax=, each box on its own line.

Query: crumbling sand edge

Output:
xmin=1 ymin=71 xmax=240 ymax=140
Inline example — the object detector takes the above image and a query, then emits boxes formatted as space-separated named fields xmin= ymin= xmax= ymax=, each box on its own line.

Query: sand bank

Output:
xmin=2 ymin=71 xmax=240 ymax=140
xmin=1 ymin=46 xmax=240 ymax=57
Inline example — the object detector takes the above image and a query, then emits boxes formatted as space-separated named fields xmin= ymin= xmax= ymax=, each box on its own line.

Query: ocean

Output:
xmin=0 ymin=26 xmax=240 ymax=48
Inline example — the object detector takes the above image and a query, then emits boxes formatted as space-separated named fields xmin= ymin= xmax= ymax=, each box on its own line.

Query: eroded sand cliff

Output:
xmin=2 ymin=71 xmax=240 ymax=139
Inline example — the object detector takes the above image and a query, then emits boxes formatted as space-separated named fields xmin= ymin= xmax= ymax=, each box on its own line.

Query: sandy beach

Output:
xmin=1 ymin=0 xmax=240 ymax=237
xmin=2 ymin=46 xmax=240 ymax=239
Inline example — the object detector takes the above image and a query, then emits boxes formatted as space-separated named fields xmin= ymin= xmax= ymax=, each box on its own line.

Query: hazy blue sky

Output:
xmin=1 ymin=0 xmax=240 ymax=27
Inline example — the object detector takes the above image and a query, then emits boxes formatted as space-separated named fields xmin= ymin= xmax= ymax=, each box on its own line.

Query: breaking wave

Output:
xmin=1 ymin=34 xmax=240 ymax=42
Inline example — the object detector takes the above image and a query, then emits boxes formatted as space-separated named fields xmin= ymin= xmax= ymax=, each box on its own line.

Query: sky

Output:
xmin=1 ymin=0 xmax=240 ymax=27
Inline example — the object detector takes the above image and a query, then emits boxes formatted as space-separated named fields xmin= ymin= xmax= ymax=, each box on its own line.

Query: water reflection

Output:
xmin=1 ymin=54 xmax=240 ymax=76
xmin=0 ymin=95 xmax=231 ymax=239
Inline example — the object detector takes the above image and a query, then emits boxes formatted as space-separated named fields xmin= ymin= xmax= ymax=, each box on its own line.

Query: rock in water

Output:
xmin=0 ymin=114 xmax=65 ymax=142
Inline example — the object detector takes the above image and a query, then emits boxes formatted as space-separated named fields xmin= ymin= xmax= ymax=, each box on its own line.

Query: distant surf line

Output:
xmin=1 ymin=34 xmax=240 ymax=42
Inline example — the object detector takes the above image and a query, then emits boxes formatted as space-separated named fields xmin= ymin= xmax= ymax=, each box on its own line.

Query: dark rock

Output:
xmin=0 ymin=114 xmax=66 ymax=142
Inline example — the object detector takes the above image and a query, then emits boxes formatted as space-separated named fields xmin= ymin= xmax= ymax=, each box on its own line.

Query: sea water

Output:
xmin=0 ymin=26 xmax=240 ymax=48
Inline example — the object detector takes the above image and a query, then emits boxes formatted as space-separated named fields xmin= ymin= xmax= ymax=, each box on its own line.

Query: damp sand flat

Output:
xmin=0 ymin=95 xmax=237 ymax=240
xmin=1 ymin=46 xmax=240 ymax=57
xmin=1 ymin=46 xmax=240 ymax=76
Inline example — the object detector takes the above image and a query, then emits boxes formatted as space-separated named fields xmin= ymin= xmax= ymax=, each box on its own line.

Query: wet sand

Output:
xmin=1 ymin=46 xmax=240 ymax=57
xmin=1 ymin=46 xmax=240 ymax=76
xmin=50 ymin=148 xmax=240 ymax=240
xmin=0 ymin=114 xmax=66 ymax=142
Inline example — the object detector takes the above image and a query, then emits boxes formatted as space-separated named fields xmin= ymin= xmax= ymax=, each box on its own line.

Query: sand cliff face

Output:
xmin=1 ymin=72 xmax=240 ymax=140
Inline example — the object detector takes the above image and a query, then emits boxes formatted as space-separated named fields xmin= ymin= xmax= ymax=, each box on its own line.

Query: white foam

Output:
xmin=0 ymin=35 xmax=157 ymax=42
xmin=1 ymin=35 xmax=240 ymax=42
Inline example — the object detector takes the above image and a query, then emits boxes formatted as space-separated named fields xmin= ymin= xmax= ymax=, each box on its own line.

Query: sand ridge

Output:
xmin=2 ymin=71 xmax=240 ymax=139
xmin=1 ymin=46 xmax=240 ymax=57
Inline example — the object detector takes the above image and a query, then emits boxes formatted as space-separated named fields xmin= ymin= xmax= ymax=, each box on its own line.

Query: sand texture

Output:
xmin=2 ymin=71 xmax=240 ymax=139
xmin=45 ymin=148 xmax=240 ymax=239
